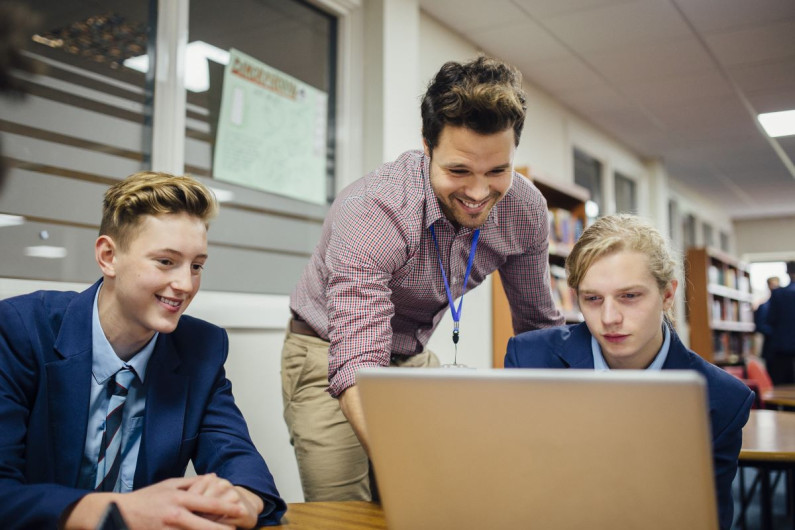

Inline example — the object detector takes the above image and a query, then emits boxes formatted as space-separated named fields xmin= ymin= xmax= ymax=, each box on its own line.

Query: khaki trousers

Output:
xmin=281 ymin=327 xmax=439 ymax=501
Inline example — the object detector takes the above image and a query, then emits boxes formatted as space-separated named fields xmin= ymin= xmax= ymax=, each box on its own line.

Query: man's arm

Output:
xmin=338 ymin=385 xmax=371 ymax=455
xmin=188 ymin=327 xmax=286 ymax=526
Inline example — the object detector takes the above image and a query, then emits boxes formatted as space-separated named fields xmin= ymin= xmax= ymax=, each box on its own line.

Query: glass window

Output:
xmin=0 ymin=1 xmax=154 ymax=283
xmin=574 ymin=148 xmax=602 ymax=222
xmin=614 ymin=172 xmax=637 ymax=214
xmin=682 ymin=214 xmax=697 ymax=249
xmin=184 ymin=0 xmax=337 ymax=204
xmin=720 ymin=231 xmax=730 ymax=252
xmin=668 ymin=199 xmax=679 ymax=243
xmin=702 ymin=222 xmax=714 ymax=247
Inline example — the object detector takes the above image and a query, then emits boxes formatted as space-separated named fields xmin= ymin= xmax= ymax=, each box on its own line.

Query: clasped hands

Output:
xmin=64 ymin=473 xmax=264 ymax=530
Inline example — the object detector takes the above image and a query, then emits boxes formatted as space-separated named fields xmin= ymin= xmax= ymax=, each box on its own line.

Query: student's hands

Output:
xmin=187 ymin=473 xmax=263 ymax=528
xmin=62 ymin=475 xmax=262 ymax=530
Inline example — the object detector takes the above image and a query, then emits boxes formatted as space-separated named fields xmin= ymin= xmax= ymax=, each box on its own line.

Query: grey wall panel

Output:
xmin=185 ymin=136 xmax=213 ymax=170
xmin=0 ymin=221 xmax=100 ymax=283
xmin=3 ymin=133 xmax=144 ymax=178
xmin=0 ymin=95 xmax=144 ymax=153
xmin=194 ymin=175 xmax=328 ymax=221
xmin=16 ymin=69 xmax=145 ymax=114
xmin=200 ymin=245 xmax=310 ymax=295
xmin=0 ymin=220 xmax=313 ymax=295
xmin=0 ymin=169 xmax=105 ymax=225
xmin=209 ymin=207 xmax=321 ymax=255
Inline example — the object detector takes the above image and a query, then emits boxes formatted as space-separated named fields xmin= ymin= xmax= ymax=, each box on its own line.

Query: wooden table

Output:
xmin=278 ymin=501 xmax=386 ymax=529
xmin=763 ymin=384 xmax=795 ymax=409
xmin=738 ymin=409 xmax=795 ymax=530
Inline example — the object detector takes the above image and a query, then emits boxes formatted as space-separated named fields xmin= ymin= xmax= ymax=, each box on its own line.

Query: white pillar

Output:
xmin=151 ymin=0 xmax=189 ymax=174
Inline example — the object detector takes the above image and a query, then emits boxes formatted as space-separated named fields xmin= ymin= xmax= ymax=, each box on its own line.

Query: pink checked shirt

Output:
xmin=291 ymin=150 xmax=564 ymax=396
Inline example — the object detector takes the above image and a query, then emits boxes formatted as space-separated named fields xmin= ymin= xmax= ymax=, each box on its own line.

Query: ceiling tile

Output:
xmin=675 ymin=0 xmax=795 ymax=34
xmin=584 ymin=38 xmax=714 ymax=83
xmin=520 ymin=56 xmax=606 ymax=92
xmin=541 ymin=0 xmax=691 ymax=54
xmin=511 ymin=0 xmax=634 ymax=19
xmin=419 ymin=0 xmax=529 ymax=33
xmin=729 ymin=56 xmax=795 ymax=97
xmin=620 ymin=70 xmax=733 ymax=109
xmin=704 ymin=18 xmax=795 ymax=67
xmin=471 ymin=20 xmax=572 ymax=64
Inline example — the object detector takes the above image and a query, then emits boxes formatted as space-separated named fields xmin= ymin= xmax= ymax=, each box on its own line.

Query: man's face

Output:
xmin=98 ymin=212 xmax=207 ymax=351
xmin=577 ymin=250 xmax=676 ymax=369
xmin=426 ymin=125 xmax=515 ymax=229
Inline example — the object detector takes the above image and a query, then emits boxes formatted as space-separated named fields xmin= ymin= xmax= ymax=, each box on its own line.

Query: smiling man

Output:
xmin=0 ymin=172 xmax=285 ymax=529
xmin=282 ymin=56 xmax=564 ymax=502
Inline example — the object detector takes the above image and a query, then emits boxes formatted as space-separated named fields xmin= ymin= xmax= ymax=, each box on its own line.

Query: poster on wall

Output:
xmin=213 ymin=48 xmax=328 ymax=205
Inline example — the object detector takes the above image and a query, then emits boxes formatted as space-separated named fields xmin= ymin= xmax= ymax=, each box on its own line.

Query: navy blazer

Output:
xmin=505 ymin=323 xmax=754 ymax=530
xmin=767 ymin=282 xmax=795 ymax=356
xmin=0 ymin=281 xmax=286 ymax=528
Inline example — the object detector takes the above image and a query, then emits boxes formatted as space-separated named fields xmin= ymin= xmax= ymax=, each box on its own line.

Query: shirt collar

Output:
xmin=591 ymin=323 xmax=671 ymax=371
xmin=92 ymin=282 xmax=158 ymax=385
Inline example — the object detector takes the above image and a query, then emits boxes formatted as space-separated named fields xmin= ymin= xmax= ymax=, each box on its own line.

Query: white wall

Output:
xmin=734 ymin=215 xmax=795 ymax=260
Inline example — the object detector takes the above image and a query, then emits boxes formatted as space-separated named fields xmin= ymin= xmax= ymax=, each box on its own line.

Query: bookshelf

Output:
xmin=491 ymin=168 xmax=590 ymax=367
xmin=685 ymin=247 xmax=754 ymax=365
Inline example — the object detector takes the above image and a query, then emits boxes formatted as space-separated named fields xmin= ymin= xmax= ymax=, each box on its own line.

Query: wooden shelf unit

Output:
xmin=491 ymin=168 xmax=589 ymax=367
xmin=685 ymin=247 xmax=754 ymax=365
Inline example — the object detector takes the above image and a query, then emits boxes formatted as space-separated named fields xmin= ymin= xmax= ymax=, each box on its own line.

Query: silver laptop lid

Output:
xmin=358 ymin=368 xmax=717 ymax=530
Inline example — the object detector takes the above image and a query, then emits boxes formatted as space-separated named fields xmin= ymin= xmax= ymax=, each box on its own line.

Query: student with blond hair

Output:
xmin=505 ymin=214 xmax=753 ymax=530
xmin=0 ymin=172 xmax=285 ymax=528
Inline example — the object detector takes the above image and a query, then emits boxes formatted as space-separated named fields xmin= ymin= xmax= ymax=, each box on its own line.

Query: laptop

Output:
xmin=357 ymin=368 xmax=718 ymax=530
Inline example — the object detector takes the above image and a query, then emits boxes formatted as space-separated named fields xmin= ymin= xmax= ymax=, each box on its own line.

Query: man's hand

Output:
xmin=63 ymin=475 xmax=262 ymax=530
xmin=338 ymin=384 xmax=371 ymax=455
xmin=187 ymin=473 xmax=263 ymax=528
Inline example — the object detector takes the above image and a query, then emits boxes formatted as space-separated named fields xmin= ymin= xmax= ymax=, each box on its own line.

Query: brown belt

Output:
xmin=290 ymin=317 xmax=321 ymax=339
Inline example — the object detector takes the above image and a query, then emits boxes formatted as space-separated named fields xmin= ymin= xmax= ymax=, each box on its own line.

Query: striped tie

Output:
xmin=95 ymin=367 xmax=135 ymax=492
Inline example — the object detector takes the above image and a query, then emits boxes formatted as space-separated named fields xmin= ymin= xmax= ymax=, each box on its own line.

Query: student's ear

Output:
xmin=95 ymin=235 xmax=118 ymax=278
xmin=662 ymin=279 xmax=678 ymax=311
xmin=422 ymin=137 xmax=431 ymax=157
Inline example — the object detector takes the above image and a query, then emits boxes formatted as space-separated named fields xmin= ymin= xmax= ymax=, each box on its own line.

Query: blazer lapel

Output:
xmin=49 ymin=282 xmax=100 ymax=486
xmin=661 ymin=331 xmax=694 ymax=370
xmin=135 ymin=333 xmax=187 ymax=487
xmin=557 ymin=323 xmax=596 ymax=369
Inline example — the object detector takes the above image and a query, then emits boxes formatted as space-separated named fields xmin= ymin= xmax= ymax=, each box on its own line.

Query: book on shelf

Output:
xmin=708 ymin=265 xmax=720 ymax=285
xmin=547 ymin=207 xmax=582 ymax=250
xmin=725 ymin=268 xmax=736 ymax=289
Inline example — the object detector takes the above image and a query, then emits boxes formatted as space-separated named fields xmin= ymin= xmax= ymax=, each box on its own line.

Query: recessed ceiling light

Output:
xmin=0 ymin=214 xmax=25 ymax=228
xmin=25 ymin=245 xmax=68 ymax=259
xmin=758 ymin=110 xmax=795 ymax=138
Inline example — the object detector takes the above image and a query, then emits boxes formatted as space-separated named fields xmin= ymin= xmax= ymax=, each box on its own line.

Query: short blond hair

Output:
xmin=100 ymin=171 xmax=218 ymax=250
xmin=566 ymin=214 xmax=678 ymax=320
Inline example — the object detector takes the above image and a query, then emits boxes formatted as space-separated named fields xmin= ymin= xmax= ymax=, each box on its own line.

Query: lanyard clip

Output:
xmin=452 ymin=321 xmax=460 ymax=344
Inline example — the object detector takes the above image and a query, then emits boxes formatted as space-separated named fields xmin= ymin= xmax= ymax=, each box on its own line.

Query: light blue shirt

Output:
xmin=78 ymin=285 xmax=157 ymax=492
xmin=591 ymin=323 xmax=671 ymax=371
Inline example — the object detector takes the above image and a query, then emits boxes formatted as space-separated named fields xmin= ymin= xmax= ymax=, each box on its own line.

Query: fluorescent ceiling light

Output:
xmin=123 ymin=41 xmax=230 ymax=93
xmin=25 ymin=245 xmax=68 ymax=259
xmin=758 ymin=110 xmax=795 ymax=138
xmin=0 ymin=214 xmax=25 ymax=228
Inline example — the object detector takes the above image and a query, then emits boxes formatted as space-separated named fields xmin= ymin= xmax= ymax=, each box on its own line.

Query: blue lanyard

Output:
xmin=429 ymin=224 xmax=480 ymax=344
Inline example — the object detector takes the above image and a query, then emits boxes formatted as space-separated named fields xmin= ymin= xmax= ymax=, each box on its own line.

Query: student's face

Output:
xmin=97 ymin=212 xmax=207 ymax=351
xmin=577 ymin=250 xmax=676 ymax=369
xmin=426 ymin=125 xmax=515 ymax=229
